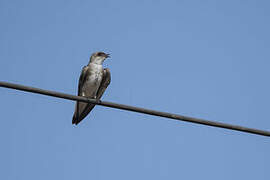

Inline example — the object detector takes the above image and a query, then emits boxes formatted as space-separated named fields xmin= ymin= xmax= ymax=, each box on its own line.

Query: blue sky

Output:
xmin=0 ymin=0 xmax=269 ymax=179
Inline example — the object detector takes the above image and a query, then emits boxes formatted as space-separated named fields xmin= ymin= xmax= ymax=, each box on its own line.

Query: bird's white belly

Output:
xmin=82 ymin=71 xmax=103 ymax=98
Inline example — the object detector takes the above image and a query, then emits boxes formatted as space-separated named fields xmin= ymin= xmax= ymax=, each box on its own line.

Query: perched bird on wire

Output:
xmin=72 ymin=52 xmax=111 ymax=125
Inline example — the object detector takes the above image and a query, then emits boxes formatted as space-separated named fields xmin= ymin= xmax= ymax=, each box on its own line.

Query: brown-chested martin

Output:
xmin=72 ymin=52 xmax=111 ymax=125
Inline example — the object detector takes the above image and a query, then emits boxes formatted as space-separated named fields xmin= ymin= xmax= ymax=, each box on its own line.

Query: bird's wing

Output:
xmin=96 ymin=68 xmax=111 ymax=99
xmin=72 ymin=68 xmax=111 ymax=125
xmin=72 ymin=66 xmax=89 ymax=124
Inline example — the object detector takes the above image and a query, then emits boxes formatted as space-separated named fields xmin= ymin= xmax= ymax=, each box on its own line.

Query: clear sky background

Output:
xmin=0 ymin=0 xmax=269 ymax=179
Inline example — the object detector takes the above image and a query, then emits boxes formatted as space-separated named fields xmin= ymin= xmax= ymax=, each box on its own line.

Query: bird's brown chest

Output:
xmin=82 ymin=64 xmax=103 ymax=97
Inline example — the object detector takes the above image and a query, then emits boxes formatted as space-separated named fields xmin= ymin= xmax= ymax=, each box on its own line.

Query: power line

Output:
xmin=0 ymin=81 xmax=269 ymax=137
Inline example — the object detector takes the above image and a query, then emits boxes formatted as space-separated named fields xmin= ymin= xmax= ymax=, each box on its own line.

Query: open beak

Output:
xmin=105 ymin=53 xmax=110 ymax=58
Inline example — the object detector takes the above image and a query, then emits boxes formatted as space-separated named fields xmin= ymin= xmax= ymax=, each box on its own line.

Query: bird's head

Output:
xmin=89 ymin=51 xmax=110 ymax=65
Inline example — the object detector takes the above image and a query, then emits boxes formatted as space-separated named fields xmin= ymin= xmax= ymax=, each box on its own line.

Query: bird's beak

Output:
xmin=105 ymin=53 xmax=110 ymax=58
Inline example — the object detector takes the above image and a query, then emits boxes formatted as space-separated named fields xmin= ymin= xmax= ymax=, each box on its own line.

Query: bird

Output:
xmin=72 ymin=52 xmax=111 ymax=125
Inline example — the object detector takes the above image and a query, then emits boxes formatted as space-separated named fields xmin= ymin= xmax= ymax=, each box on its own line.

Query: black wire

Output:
xmin=0 ymin=81 xmax=269 ymax=137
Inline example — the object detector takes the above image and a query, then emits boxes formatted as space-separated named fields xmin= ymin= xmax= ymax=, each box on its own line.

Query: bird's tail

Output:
xmin=72 ymin=114 xmax=78 ymax=125
xmin=72 ymin=102 xmax=96 ymax=125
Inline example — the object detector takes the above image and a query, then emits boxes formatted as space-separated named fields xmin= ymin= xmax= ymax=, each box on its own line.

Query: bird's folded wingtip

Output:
xmin=72 ymin=116 xmax=78 ymax=125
